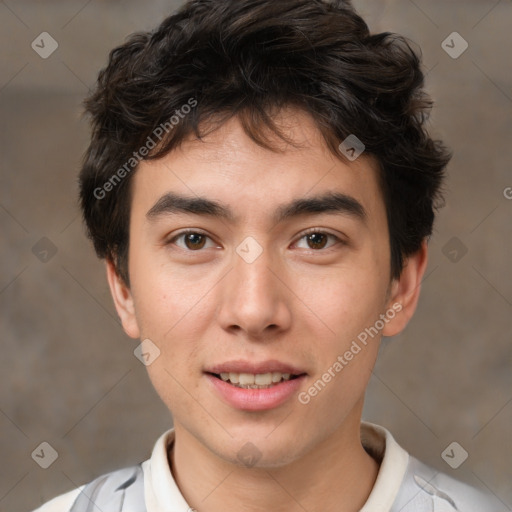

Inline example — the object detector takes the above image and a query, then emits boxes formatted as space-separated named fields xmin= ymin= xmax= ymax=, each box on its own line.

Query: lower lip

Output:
xmin=205 ymin=373 xmax=306 ymax=411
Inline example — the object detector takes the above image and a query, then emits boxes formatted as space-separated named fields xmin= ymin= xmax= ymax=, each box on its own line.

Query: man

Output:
xmin=34 ymin=0 xmax=504 ymax=510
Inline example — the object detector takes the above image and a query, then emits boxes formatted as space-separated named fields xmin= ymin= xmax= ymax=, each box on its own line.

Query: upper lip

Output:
xmin=205 ymin=359 xmax=307 ymax=375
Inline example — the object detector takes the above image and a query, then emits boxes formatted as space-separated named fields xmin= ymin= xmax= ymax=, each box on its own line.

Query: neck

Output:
xmin=169 ymin=410 xmax=380 ymax=512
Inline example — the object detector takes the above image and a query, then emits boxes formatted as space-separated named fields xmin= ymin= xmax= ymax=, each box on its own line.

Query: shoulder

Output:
xmin=32 ymin=464 xmax=145 ymax=512
xmin=393 ymin=455 xmax=506 ymax=512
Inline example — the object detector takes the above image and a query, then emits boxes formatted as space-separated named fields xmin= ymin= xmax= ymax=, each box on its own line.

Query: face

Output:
xmin=107 ymin=108 xmax=426 ymax=467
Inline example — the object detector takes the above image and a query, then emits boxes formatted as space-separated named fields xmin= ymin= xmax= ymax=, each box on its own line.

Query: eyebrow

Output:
xmin=146 ymin=191 xmax=367 ymax=225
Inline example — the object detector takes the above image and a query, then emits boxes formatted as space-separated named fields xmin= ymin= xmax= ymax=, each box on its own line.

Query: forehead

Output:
xmin=130 ymin=109 xmax=386 ymax=230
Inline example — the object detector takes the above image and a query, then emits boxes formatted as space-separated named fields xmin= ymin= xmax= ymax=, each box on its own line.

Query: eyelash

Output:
xmin=167 ymin=228 xmax=345 ymax=252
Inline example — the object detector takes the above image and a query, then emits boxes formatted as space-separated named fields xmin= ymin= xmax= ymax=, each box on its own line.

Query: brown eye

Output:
xmin=183 ymin=233 xmax=206 ymax=250
xmin=296 ymin=230 xmax=341 ymax=251
xmin=306 ymin=232 xmax=328 ymax=250
xmin=169 ymin=230 xmax=216 ymax=251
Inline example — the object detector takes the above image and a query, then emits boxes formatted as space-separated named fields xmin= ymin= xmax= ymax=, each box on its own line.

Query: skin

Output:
xmin=107 ymin=108 xmax=428 ymax=512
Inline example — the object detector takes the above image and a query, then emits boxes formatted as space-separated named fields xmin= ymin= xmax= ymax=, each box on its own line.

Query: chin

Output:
xmin=210 ymin=427 xmax=311 ymax=469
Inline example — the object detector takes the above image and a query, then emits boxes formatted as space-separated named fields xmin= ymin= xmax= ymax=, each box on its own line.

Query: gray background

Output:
xmin=1 ymin=0 xmax=511 ymax=510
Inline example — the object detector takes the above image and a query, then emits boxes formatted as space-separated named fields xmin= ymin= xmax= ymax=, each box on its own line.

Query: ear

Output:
xmin=382 ymin=239 xmax=429 ymax=337
xmin=105 ymin=259 xmax=140 ymax=339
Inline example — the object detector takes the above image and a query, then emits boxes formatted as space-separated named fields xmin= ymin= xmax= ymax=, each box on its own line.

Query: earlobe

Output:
xmin=105 ymin=259 xmax=141 ymax=339
xmin=382 ymin=240 xmax=429 ymax=337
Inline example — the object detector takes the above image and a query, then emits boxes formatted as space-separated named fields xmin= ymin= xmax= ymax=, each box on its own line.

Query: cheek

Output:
xmin=129 ymin=261 xmax=216 ymax=395
xmin=129 ymin=255 xmax=204 ymax=337
xmin=292 ymin=263 xmax=386 ymax=409
xmin=297 ymin=275 xmax=383 ymax=418
xmin=294 ymin=263 xmax=387 ymax=344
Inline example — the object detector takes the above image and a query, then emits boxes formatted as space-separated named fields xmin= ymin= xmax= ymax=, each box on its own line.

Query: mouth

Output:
xmin=204 ymin=361 xmax=308 ymax=410
xmin=205 ymin=370 xmax=307 ymax=412
xmin=207 ymin=371 xmax=304 ymax=389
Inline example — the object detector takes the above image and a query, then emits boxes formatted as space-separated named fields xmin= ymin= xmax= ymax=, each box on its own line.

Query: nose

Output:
xmin=216 ymin=243 xmax=292 ymax=339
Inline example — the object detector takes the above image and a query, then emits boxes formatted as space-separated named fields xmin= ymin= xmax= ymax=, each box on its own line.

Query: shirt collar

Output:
xmin=359 ymin=421 xmax=409 ymax=511
xmin=144 ymin=421 xmax=409 ymax=512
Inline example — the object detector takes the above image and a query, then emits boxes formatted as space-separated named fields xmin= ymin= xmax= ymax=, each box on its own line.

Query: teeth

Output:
xmin=272 ymin=372 xmax=282 ymax=383
xmin=255 ymin=373 xmax=272 ymax=385
xmin=218 ymin=371 xmax=294 ymax=387
xmin=238 ymin=373 xmax=255 ymax=385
